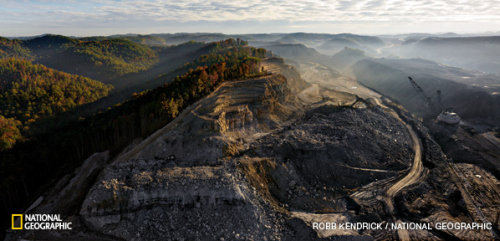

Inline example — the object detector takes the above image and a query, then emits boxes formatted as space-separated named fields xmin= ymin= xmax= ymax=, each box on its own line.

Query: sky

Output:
xmin=1 ymin=0 xmax=500 ymax=37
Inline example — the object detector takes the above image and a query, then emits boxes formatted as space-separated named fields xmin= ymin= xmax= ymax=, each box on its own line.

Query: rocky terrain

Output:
xmin=239 ymin=103 xmax=414 ymax=212
xmin=12 ymin=56 xmax=500 ymax=241
xmin=261 ymin=57 xmax=310 ymax=95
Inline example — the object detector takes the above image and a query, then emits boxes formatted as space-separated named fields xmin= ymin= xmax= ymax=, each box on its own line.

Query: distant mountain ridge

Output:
xmin=330 ymin=47 xmax=370 ymax=71
xmin=316 ymin=33 xmax=385 ymax=55
xmin=387 ymin=35 xmax=500 ymax=74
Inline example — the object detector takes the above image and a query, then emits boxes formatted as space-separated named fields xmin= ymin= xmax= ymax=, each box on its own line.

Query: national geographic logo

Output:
xmin=11 ymin=214 xmax=72 ymax=230
xmin=11 ymin=214 xmax=22 ymax=230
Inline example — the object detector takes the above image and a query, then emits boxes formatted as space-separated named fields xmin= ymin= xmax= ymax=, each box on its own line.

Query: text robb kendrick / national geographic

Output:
xmin=313 ymin=222 xmax=493 ymax=231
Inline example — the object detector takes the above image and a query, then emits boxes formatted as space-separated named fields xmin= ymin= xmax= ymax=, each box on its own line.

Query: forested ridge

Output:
xmin=0 ymin=37 xmax=33 ymax=60
xmin=81 ymin=35 xmax=167 ymax=46
xmin=0 ymin=38 xmax=268 ymax=232
xmin=23 ymin=35 xmax=159 ymax=82
xmin=67 ymin=39 xmax=158 ymax=78
xmin=118 ymin=35 xmax=167 ymax=46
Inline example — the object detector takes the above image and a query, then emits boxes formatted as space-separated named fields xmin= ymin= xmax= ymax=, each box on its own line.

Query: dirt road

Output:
xmin=387 ymin=121 xmax=423 ymax=241
xmin=384 ymin=121 xmax=423 ymax=213
xmin=374 ymin=98 xmax=425 ymax=241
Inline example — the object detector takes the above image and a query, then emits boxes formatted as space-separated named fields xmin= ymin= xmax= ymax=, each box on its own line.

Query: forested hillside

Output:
xmin=22 ymin=35 xmax=159 ymax=82
xmin=0 ymin=39 xmax=267 ymax=231
xmin=1 ymin=35 xmax=214 ymax=91
xmin=0 ymin=58 xmax=113 ymax=149
xmin=0 ymin=37 xmax=33 ymax=60
xmin=118 ymin=35 xmax=167 ymax=46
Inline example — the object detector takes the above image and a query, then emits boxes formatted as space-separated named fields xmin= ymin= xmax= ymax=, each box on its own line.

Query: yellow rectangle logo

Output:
xmin=12 ymin=214 xmax=23 ymax=230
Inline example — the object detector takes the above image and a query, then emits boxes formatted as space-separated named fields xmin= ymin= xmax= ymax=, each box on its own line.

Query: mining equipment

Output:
xmin=408 ymin=76 xmax=460 ymax=124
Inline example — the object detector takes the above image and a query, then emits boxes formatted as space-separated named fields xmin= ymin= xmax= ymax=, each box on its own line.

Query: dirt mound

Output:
xmin=238 ymin=104 xmax=413 ymax=213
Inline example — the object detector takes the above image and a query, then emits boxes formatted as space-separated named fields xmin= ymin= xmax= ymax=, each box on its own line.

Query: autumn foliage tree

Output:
xmin=0 ymin=115 xmax=21 ymax=151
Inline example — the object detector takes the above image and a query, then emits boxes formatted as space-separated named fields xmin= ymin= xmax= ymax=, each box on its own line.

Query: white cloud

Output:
xmin=4 ymin=0 xmax=500 ymax=21
xmin=1 ymin=0 xmax=500 ymax=35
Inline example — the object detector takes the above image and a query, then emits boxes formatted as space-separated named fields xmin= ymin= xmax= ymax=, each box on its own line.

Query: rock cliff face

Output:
xmin=261 ymin=57 xmax=310 ymax=95
xmin=82 ymin=162 xmax=288 ymax=240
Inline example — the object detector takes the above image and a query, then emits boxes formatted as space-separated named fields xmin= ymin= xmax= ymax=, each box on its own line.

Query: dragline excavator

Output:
xmin=408 ymin=76 xmax=460 ymax=125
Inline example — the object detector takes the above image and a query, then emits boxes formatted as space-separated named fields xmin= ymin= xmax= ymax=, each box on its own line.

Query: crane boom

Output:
xmin=407 ymin=76 xmax=441 ymax=114
xmin=436 ymin=90 xmax=443 ymax=111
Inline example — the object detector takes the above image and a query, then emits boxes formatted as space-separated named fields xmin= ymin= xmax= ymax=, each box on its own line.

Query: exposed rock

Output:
xmin=15 ymin=151 xmax=112 ymax=240
xmin=261 ymin=57 xmax=311 ymax=94
xmin=76 ymin=74 xmax=304 ymax=240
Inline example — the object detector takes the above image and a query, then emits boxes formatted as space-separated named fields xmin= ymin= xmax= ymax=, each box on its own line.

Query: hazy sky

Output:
xmin=2 ymin=0 xmax=500 ymax=36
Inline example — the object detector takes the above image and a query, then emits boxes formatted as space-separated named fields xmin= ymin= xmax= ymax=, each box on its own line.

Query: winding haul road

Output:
xmin=384 ymin=120 xmax=423 ymax=214
xmin=386 ymin=121 xmax=423 ymax=241
xmin=374 ymin=98 xmax=424 ymax=241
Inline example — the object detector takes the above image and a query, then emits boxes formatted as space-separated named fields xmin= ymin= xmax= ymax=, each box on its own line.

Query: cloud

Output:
xmin=4 ymin=0 xmax=500 ymax=22
xmin=1 ymin=0 xmax=500 ymax=36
